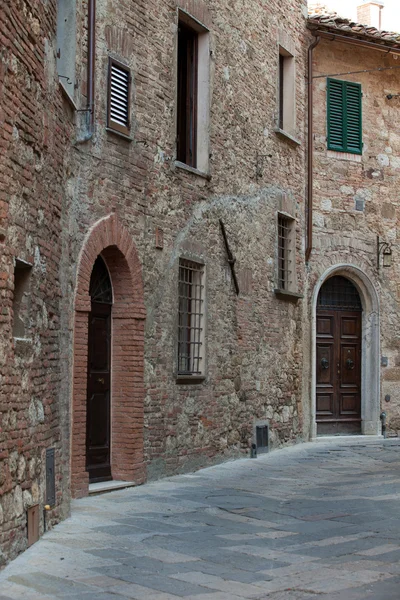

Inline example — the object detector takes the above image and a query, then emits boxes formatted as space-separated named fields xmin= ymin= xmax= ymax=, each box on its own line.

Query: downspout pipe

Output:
xmin=87 ymin=0 xmax=96 ymax=128
xmin=306 ymin=35 xmax=320 ymax=263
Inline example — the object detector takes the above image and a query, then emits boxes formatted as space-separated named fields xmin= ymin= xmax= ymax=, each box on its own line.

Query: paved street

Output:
xmin=1 ymin=439 xmax=400 ymax=599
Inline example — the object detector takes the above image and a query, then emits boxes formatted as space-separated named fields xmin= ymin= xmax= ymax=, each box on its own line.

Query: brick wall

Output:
xmin=0 ymin=0 xmax=74 ymax=564
xmin=1 ymin=0 xmax=310 ymax=564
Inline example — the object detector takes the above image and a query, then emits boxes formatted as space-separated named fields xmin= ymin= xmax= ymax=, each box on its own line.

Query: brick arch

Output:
xmin=71 ymin=214 xmax=146 ymax=498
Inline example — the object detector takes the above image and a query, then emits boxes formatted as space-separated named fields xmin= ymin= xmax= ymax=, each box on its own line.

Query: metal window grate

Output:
xmin=178 ymin=259 xmax=204 ymax=375
xmin=278 ymin=216 xmax=293 ymax=290
xmin=318 ymin=276 xmax=362 ymax=311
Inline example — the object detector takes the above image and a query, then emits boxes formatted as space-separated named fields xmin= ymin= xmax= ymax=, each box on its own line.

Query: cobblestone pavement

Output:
xmin=1 ymin=438 xmax=400 ymax=599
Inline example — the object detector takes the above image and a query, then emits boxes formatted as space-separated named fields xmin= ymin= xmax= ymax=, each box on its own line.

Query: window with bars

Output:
xmin=277 ymin=215 xmax=294 ymax=291
xmin=107 ymin=58 xmax=131 ymax=136
xmin=327 ymin=78 xmax=362 ymax=155
xmin=178 ymin=259 xmax=205 ymax=376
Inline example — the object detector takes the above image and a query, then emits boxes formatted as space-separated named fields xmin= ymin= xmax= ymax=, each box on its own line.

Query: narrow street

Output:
xmin=1 ymin=439 xmax=400 ymax=599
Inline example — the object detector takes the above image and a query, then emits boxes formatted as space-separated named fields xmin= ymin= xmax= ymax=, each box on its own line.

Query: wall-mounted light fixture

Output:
xmin=377 ymin=236 xmax=393 ymax=270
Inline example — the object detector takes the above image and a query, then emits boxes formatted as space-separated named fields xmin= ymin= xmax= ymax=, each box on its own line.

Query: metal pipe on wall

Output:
xmin=87 ymin=0 xmax=96 ymax=126
xmin=306 ymin=35 xmax=320 ymax=263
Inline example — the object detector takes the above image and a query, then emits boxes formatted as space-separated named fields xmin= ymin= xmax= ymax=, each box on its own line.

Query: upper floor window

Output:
xmin=107 ymin=58 xmax=131 ymax=136
xmin=327 ymin=79 xmax=362 ymax=155
xmin=277 ymin=47 xmax=296 ymax=137
xmin=176 ymin=12 xmax=210 ymax=173
xmin=56 ymin=0 xmax=77 ymax=102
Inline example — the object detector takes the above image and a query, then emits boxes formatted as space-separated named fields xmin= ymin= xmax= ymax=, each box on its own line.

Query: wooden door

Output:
xmin=86 ymin=256 xmax=113 ymax=483
xmin=86 ymin=302 xmax=112 ymax=481
xmin=316 ymin=310 xmax=362 ymax=435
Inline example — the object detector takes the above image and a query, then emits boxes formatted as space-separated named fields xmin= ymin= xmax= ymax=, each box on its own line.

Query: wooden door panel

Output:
xmin=340 ymin=393 xmax=359 ymax=415
xmin=340 ymin=345 xmax=359 ymax=386
xmin=316 ymin=393 xmax=334 ymax=415
xmin=340 ymin=316 xmax=360 ymax=338
xmin=316 ymin=344 xmax=334 ymax=385
xmin=317 ymin=315 xmax=334 ymax=337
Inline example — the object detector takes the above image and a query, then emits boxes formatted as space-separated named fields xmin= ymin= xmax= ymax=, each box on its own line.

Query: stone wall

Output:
xmin=306 ymin=38 xmax=400 ymax=436
xmin=0 ymin=0 xmax=310 ymax=564
xmin=0 ymin=0 xmax=74 ymax=564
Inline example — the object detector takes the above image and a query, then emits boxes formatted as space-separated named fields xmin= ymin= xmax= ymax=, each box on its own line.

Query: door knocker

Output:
xmin=321 ymin=358 xmax=329 ymax=370
xmin=346 ymin=359 xmax=355 ymax=370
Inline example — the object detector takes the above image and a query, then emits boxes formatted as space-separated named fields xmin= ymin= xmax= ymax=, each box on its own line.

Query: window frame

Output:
xmin=177 ymin=21 xmax=198 ymax=167
xmin=276 ymin=47 xmax=296 ymax=138
xmin=277 ymin=214 xmax=296 ymax=293
xmin=107 ymin=57 xmax=132 ymax=137
xmin=175 ymin=10 xmax=210 ymax=174
xmin=327 ymin=78 xmax=363 ymax=155
xmin=177 ymin=258 xmax=206 ymax=380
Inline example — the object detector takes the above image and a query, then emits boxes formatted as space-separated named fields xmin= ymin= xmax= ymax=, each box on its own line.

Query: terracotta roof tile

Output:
xmin=308 ymin=11 xmax=400 ymax=47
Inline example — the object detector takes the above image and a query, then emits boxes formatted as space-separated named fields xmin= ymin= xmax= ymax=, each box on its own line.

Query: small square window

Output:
xmin=277 ymin=215 xmax=295 ymax=292
xmin=178 ymin=259 xmax=205 ymax=376
xmin=107 ymin=58 xmax=131 ymax=136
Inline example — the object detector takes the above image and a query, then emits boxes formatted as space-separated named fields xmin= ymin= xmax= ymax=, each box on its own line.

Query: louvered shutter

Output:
xmin=345 ymin=82 xmax=362 ymax=154
xmin=327 ymin=78 xmax=362 ymax=155
xmin=107 ymin=59 xmax=131 ymax=135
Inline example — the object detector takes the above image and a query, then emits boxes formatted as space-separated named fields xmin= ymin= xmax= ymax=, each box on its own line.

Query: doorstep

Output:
xmin=88 ymin=480 xmax=136 ymax=495
xmin=314 ymin=435 xmax=384 ymax=443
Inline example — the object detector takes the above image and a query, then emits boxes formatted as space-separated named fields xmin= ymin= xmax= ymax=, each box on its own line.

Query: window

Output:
xmin=277 ymin=48 xmax=296 ymax=136
xmin=176 ymin=12 xmax=210 ymax=173
xmin=178 ymin=259 xmax=205 ymax=377
xmin=177 ymin=22 xmax=198 ymax=167
xmin=12 ymin=260 xmax=32 ymax=339
xmin=107 ymin=58 xmax=131 ymax=136
xmin=277 ymin=215 xmax=295 ymax=291
xmin=56 ymin=0 xmax=77 ymax=101
xmin=327 ymin=79 xmax=362 ymax=155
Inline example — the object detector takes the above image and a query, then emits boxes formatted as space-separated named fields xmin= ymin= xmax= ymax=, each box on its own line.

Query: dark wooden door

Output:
xmin=316 ymin=310 xmax=361 ymax=435
xmin=86 ymin=302 xmax=112 ymax=482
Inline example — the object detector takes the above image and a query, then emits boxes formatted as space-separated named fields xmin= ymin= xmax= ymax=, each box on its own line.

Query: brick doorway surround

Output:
xmin=71 ymin=214 xmax=146 ymax=498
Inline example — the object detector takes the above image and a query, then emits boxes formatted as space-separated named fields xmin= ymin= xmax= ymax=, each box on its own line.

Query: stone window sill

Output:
xmin=176 ymin=375 xmax=206 ymax=385
xmin=274 ymin=288 xmax=303 ymax=303
xmin=106 ymin=128 xmax=133 ymax=142
xmin=274 ymin=128 xmax=301 ymax=146
xmin=174 ymin=161 xmax=211 ymax=181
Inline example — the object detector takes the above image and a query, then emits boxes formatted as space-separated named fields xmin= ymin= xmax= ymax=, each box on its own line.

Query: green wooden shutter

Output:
xmin=345 ymin=82 xmax=362 ymax=154
xmin=327 ymin=78 xmax=362 ymax=155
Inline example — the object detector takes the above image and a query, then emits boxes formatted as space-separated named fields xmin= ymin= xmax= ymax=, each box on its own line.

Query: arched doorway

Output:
xmin=86 ymin=256 xmax=113 ymax=482
xmin=316 ymin=276 xmax=362 ymax=435
xmin=71 ymin=214 xmax=146 ymax=498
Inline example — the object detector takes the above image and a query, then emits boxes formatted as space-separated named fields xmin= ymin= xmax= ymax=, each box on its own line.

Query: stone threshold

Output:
xmin=88 ymin=480 xmax=136 ymax=495
xmin=314 ymin=435 xmax=384 ymax=443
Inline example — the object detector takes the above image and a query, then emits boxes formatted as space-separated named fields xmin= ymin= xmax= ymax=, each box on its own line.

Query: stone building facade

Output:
xmin=0 ymin=0 xmax=310 ymax=563
xmin=305 ymin=11 xmax=400 ymax=440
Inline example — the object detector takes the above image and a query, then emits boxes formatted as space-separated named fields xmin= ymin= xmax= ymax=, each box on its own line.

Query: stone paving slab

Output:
xmin=1 ymin=439 xmax=400 ymax=599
